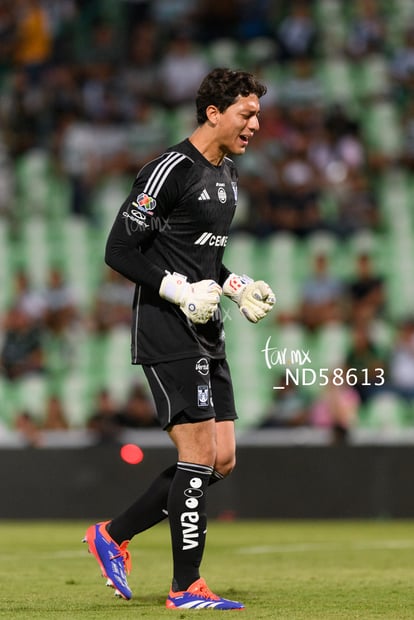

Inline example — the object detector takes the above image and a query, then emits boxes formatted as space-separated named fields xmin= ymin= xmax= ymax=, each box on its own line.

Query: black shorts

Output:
xmin=142 ymin=357 xmax=238 ymax=430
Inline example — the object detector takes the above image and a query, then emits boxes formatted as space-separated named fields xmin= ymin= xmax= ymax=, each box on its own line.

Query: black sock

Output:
xmin=108 ymin=464 xmax=177 ymax=543
xmin=107 ymin=465 xmax=223 ymax=545
xmin=168 ymin=461 xmax=212 ymax=591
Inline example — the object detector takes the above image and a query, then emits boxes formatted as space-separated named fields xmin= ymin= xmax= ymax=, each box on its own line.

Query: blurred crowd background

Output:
xmin=0 ymin=0 xmax=414 ymax=446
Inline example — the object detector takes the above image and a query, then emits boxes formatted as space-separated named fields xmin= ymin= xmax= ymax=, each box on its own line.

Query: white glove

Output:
xmin=223 ymin=273 xmax=275 ymax=323
xmin=159 ymin=272 xmax=222 ymax=324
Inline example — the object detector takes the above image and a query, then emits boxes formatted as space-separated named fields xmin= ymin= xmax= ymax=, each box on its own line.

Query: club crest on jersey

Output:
xmin=197 ymin=385 xmax=209 ymax=408
xmin=217 ymin=187 xmax=227 ymax=204
xmin=133 ymin=192 xmax=157 ymax=215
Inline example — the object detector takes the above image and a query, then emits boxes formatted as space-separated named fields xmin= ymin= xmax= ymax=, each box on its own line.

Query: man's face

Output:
xmin=215 ymin=94 xmax=261 ymax=156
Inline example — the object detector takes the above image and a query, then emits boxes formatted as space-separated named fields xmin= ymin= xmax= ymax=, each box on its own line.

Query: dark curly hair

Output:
xmin=195 ymin=68 xmax=267 ymax=125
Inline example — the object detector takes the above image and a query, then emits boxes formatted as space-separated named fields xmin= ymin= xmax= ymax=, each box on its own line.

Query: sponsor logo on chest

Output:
xmin=194 ymin=232 xmax=228 ymax=247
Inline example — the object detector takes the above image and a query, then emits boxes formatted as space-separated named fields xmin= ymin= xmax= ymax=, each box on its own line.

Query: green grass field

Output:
xmin=1 ymin=520 xmax=414 ymax=619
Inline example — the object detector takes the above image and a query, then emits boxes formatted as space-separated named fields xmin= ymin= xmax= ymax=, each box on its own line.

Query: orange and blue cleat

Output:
xmin=166 ymin=577 xmax=244 ymax=610
xmin=83 ymin=521 xmax=132 ymax=600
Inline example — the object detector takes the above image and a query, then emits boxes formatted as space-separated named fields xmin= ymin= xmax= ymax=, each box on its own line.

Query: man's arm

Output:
xmin=105 ymin=158 xmax=222 ymax=324
xmin=218 ymin=264 xmax=231 ymax=287
xmin=105 ymin=220 xmax=165 ymax=292
xmin=105 ymin=160 xmax=179 ymax=291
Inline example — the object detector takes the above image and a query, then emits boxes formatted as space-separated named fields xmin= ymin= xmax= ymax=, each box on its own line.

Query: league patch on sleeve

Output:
xmin=132 ymin=193 xmax=157 ymax=215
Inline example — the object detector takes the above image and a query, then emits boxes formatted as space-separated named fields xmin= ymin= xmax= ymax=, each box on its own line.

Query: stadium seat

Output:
xmin=60 ymin=370 xmax=93 ymax=427
xmin=0 ymin=219 xmax=12 ymax=311
xmin=264 ymin=233 xmax=300 ymax=312
xmin=351 ymin=55 xmax=390 ymax=100
xmin=358 ymin=392 xmax=409 ymax=431
xmin=205 ymin=39 xmax=240 ymax=68
xmin=362 ymin=101 xmax=402 ymax=157
xmin=319 ymin=58 xmax=355 ymax=103
xmin=315 ymin=0 xmax=347 ymax=55
xmin=243 ymin=37 xmax=277 ymax=67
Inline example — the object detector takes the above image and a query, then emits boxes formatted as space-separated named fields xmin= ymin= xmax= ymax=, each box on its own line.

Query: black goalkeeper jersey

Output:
xmin=105 ymin=139 xmax=238 ymax=364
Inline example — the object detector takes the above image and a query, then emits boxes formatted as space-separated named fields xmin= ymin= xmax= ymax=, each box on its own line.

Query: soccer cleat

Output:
xmin=166 ymin=577 xmax=245 ymax=610
xmin=83 ymin=521 xmax=132 ymax=600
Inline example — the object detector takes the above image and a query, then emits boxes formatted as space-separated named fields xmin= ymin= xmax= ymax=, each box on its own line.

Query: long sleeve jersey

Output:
xmin=105 ymin=138 xmax=238 ymax=364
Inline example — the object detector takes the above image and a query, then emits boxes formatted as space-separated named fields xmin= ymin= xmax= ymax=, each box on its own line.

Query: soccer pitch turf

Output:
xmin=0 ymin=521 xmax=414 ymax=619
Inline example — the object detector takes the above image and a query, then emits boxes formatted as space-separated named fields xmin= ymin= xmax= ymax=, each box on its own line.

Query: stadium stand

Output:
xmin=0 ymin=0 xmax=414 ymax=439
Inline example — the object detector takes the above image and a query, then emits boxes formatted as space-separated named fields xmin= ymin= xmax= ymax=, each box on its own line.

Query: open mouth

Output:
xmin=239 ymin=135 xmax=249 ymax=146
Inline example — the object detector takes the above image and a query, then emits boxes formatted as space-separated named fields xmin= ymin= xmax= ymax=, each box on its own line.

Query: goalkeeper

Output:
xmin=84 ymin=68 xmax=275 ymax=611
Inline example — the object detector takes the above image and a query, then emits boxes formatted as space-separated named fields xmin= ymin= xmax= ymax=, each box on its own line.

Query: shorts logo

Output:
xmin=197 ymin=385 xmax=209 ymax=408
xmin=132 ymin=192 xmax=157 ymax=215
xmin=195 ymin=358 xmax=209 ymax=376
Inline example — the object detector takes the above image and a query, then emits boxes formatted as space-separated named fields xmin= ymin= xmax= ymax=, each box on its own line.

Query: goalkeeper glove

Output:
xmin=159 ymin=271 xmax=222 ymax=324
xmin=223 ymin=273 xmax=275 ymax=323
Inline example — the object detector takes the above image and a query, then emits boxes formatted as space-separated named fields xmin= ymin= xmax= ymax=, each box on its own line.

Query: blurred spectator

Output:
xmin=308 ymin=108 xmax=372 ymax=236
xmin=44 ymin=0 xmax=78 ymax=65
xmin=324 ymin=103 xmax=361 ymax=142
xmin=87 ymin=387 xmax=121 ymax=443
xmin=344 ymin=322 xmax=388 ymax=404
xmin=43 ymin=266 xmax=79 ymax=335
xmin=116 ymin=20 xmax=161 ymax=110
xmin=332 ymin=171 xmax=380 ymax=238
xmin=91 ymin=268 xmax=133 ymax=333
xmin=0 ymin=0 xmax=16 ymax=71
xmin=149 ymin=0 xmax=198 ymax=33
xmin=399 ymin=100 xmax=414 ymax=169
xmin=56 ymin=105 xmax=131 ymax=217
xmin=344 ymin=0 xmax=387 ymax=60
xmin=237 ymin=0 xmax=272 ymax=40
xmin=236 ymin=103 xmax=289 ymax=235
xmin=346 ymin=253 xmax=386 ymax=324
xmin=125 ymin=98 xmax=169 ymax=170
xmin=388 ymin=317 xmax=414 ymax=402
xmin=0 ymin=305 xmax=45 ymax=381
xmin=157 ymin=31 xmax=209 ymax=107
xmin=310 ymin=376 xmax=360 ymax=444
xmin=75 ymin=17 xmax=124 ymax=78
xmin=279 ymin=58 xmax=323 ymax=107
xmin=117 ymin=383 xmax=158 ymax=428
xmin=195 ymin=0 xmax=239 ymax=42
xmin=56 ymin=107 xmax=99 ymax=218
xmin=3 ymin=69 xmax=44 ymax=157
xmin=315 ymin=103 xmax=366 ymax=184
xmin=14 ymin=409 xmax=42 ymax=446
xmin=299 ymin=252 xmax=345 ymax=331
xmin=11 ymin=269 xmax=46 ymax=323
xmin=389 ymin=25 xmax=414 ymax=109
xmin=13 ymin=0 xmax=53 ymax=84
xmin=275 ymin=2 xmax=318 ymax=62
xmin=258 ymin=375 xmax=309 ymax=428
xmin=271 ymin=132 xmax=323 ymax=237
xmin=44 ymin=64 xmax=82 ymax=132
xmin=41 ymin=394 xmax=69 ymax=430
xmin=0 ymin=134 xmax=14 ymax=215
